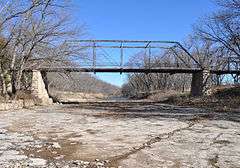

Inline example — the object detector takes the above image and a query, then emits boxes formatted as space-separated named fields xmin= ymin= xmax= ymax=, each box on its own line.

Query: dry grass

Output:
xmin=150 ymin=85 xmax=240 ymax=112
xmin=50 ymin=90 xmax=106 ymax=103
xmin=148 ymin=90 xmax=187 ymax=102
xmin=15 ymin=90 xmax=35 ymax=100
xmin=0 ymin=90 xmax=35 ymax=103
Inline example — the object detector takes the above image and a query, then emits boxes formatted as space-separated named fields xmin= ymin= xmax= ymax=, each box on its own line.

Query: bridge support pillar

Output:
xmin=31 ymin=70 xmax=53 ymax=105
xmin=191 ymin=70 xmax=211 ymax=97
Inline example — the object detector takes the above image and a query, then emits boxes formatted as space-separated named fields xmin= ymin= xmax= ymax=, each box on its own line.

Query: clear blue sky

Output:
xmin=71 ymin=0 xmax=218 ymax=87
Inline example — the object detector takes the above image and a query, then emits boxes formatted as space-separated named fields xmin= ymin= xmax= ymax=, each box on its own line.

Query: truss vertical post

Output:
xmin=235 ymin=61 xmax=239 ymax=83
xmin=236 ymin=60 xmax=240 ymax=84
xmin=148 ymin=45 xmax=151 ymax=69
xmin=144 ymin=41 xmax=152 ymax=70
xmin=216 ymin=74 xmax=221 ymax=85
xmin=93 ymin=42 xmax=96 ymax=68
xmin=228 ymin=57 xmax=231 ymax=71
xmin=120 ymin=42 xmax=123 ymax=68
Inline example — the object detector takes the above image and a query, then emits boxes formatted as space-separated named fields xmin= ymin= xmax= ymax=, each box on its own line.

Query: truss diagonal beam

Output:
xmin=68 ymin=39 xmax=202 ymax=69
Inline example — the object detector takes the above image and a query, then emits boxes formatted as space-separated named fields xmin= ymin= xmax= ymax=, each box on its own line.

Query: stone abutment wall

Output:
xmin=191 ymin=70 xmax=211 ymax=97
xmin=31 ymin=70 xmax=53 ymax=105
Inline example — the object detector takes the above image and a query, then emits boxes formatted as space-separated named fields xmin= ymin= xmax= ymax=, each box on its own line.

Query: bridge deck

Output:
xmin=35 ymin=67 xmax=240 ymax=74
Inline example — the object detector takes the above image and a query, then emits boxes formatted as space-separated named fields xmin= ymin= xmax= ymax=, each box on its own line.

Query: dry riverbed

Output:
xmin=0 ymin=102 xmax=239 ymax=167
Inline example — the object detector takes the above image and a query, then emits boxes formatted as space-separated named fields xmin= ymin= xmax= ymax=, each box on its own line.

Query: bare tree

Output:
xmin=194 ymin=0 xmax=240 ymax=57
xmin=122 ymin=49 xmax=193 ymax=98
xmin=0 ymin=0 xmax=85 ymax=98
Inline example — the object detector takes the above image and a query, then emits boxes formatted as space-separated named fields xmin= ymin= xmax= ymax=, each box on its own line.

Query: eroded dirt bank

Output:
xmin=0 ymin=102 xmax=239 ymax=167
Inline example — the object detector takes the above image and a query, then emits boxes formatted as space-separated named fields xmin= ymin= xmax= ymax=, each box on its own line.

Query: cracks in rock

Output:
xmin=106 ymin=118 xmax=203 ymax=167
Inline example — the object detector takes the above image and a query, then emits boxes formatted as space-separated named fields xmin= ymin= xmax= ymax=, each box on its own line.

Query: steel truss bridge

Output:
xmin=35 ymin=40 xmax=240 ymax=78
xmin=26 ymin=39 xmax=240 ymax=96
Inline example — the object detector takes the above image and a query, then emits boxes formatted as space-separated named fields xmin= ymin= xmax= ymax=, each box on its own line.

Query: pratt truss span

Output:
xmin=26 ymin=39 xmax=240 ymax=96
xmin=31 ymin=39 xmax=240 ymax=75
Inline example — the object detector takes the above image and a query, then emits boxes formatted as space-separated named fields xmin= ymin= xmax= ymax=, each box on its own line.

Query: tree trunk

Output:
xmin=0 ymin=64 xmax=7 ymax=97
xmin=12 ymin=54 xmax=27 ymax=98
xmin=0 ymin=72 xmax=7 ymax=96
xmin=12 ymin=64 xmax=24 ymax=99
xmin=14 ymin=70 xmax=24 ymax=98
xmin=11 ymin=70 xmax=17 ymax=96
xmin=8 ymin=52 xmax=17 ymax=95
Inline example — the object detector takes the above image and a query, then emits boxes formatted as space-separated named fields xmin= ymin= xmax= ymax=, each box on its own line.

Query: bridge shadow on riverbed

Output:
xmin=61 ymin=101 xmax=240 ymax=123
